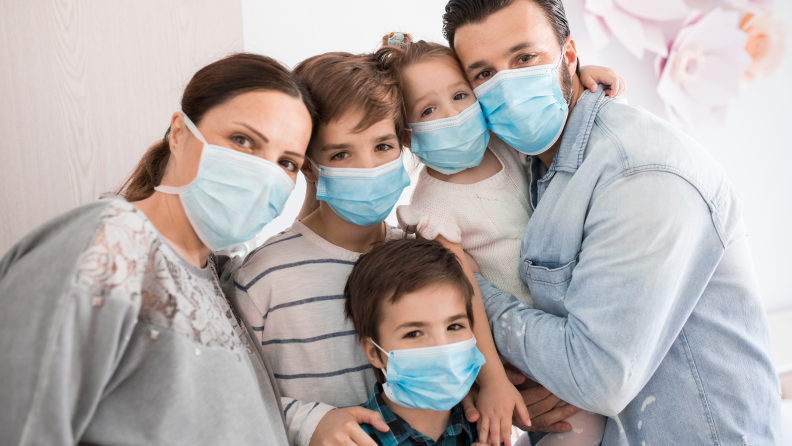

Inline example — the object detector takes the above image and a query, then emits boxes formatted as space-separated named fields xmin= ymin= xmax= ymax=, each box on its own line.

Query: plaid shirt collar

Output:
xmin=362 ymin=383 xmax=476 ymax=446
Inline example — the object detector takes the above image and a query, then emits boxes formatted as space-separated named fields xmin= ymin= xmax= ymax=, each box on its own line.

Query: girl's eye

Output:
xmin=517 ymin=54 xmax=533 ymax=65
xmin=453 ymin=93 xmax=467 ymax=101
xmin=476 ymin=70 xmax=492 ymax=81
xmin=420 ymin=107 xmax=435 ymax=117
xmin=375 ymin=143 xmax=393 ymax=152
xmin=279 ymin=160 xmax=298 ymax=173
xmin=232 ymin=135 xmax=252 ymax=150
xmin=448 ymin=323 xmax=464 ymax=331
xmin=330 ymin=152 xmax=349 ymax=161
xmin=404 ymin=331 xmax=421 ymax=339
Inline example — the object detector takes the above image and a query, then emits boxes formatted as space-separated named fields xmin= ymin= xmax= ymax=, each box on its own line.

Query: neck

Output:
xmin=131 ymin=191 xmax=210 ymax=267
xmin=536 ymin=74 xmax=585 ymax=169
xmin=301 ymin=202 xmax=386 ymax=254
xmin=382 ymin=393 xmax=451 ymax=442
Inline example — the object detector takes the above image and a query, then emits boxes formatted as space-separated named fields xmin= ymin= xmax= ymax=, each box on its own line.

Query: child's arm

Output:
xmin=435 ymin=234 xmax=531 ymax=446
xmin=579 ymin=65 xmax=626 ymax=98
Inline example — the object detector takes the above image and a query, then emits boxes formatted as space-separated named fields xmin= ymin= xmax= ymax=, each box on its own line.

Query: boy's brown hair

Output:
xmin=344 ymin=238 xmax=475 ymax=382
xmin=292 ymin=51 xmax=404 ymax=155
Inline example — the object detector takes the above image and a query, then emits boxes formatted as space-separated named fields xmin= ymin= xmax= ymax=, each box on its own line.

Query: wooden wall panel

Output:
xmin=0 ymin=0 xmax=243 ymax=253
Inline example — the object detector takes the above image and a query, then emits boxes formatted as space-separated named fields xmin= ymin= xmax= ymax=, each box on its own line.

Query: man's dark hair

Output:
xmin=443 ymin=0 xmax=580 ymax=76
xmin=344 ymin=239 xmax=475 ymax=383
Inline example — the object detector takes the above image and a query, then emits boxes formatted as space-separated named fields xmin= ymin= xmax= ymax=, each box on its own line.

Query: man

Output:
xmin=444 ymin=0 xmax=782 ymax=444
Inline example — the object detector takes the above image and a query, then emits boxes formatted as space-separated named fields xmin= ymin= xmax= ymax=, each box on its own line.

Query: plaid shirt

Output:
xmin=359 ymin=383 xmax=477 ymax=446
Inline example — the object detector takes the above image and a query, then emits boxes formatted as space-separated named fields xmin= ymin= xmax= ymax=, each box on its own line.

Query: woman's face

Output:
xmin=402 ymin=57 xmax=477 ymax=124
xmin=306 ymin=111 xmax=401 ymax=170
xmin=169 ymin=90 xmax=313 ymax=186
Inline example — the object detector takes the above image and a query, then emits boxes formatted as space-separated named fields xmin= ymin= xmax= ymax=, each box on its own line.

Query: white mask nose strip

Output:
xmin=409 ymin=102 xmax=482 ymax=133
xmin=311 ymin=156 xmax=404 ymax=179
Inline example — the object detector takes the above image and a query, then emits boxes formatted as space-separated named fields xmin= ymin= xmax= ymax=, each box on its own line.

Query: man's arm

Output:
xmin=480 ymin=172 xmax=725 ymax=416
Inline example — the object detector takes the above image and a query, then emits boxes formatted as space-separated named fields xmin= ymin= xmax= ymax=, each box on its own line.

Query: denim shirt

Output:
xmin=477 ymin=86 xmax=782 ymax=445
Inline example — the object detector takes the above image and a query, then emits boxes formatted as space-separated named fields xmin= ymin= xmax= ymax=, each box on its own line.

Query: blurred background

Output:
xmin=1 ymin=0 xmax=790 ymax=432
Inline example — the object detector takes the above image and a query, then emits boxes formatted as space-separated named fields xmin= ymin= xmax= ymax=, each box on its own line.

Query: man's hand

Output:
xmin=309 ymin=407 xmax=389 ymax=446
xmin=504 ymin=370 xmax=581 ymax=432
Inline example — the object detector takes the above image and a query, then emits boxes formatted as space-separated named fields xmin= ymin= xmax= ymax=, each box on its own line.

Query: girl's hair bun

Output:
xmin=381 ymin=32 xmax=414 ymax=48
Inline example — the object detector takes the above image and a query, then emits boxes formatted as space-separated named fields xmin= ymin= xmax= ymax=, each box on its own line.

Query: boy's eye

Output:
xmin=404 ymin=331 xmax=421 ymax=339
xmin=375 ymin=143 xmax=393 ymax=152
xmin=420 ymin=107 xmax=435 ymax=118
xmin=448 ymin=323 xmax=464 ymax=331
xmin=453 ymin=93 xmax=467 ymax=101
xmin=231 ymin=135 xmax=252 ymax=150
xmin=330 ymin=151 xmax=350 ymax=161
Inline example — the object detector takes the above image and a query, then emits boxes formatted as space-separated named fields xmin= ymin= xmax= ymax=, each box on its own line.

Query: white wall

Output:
xmin=243 ymin=0 xmax=792 ymax=312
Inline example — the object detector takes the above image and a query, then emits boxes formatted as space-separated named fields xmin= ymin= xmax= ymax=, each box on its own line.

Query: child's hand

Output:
xmin=579 ymin=65 xmax=626 ymax=98
xmin=476 ymin=377 xmax=531 ymax=446
xmin=309 ymin=407 xmax=388 ymax=446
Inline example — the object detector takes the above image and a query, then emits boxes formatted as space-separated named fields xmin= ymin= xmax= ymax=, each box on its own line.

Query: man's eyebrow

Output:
xmin=465 ymin=60 xmax=488 ymax=74
xmin=506 ymin=42 xmax=534 ymax=56
xmin=284 ymin=151 xmax=304 ymax=159
xmin=234 ymin=122 xmax=269 ymax=143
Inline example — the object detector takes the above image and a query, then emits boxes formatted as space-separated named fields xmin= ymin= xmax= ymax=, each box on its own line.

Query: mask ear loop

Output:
xmin=369 ymin=339 xmax=391 ymax=377
xmin=179 ymin=111 xmax=209 ymax=145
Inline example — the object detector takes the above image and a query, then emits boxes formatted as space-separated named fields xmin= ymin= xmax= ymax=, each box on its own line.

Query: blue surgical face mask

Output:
xmin=310 ymin=156 xmax=410 ymax=227
xmin=408 ymin=102 xmax=490 ymax=175
xmin=155 ymin=112 xmax=294 ymax=250
xmin=371 ymin=336 xmax=486 ymax=411
xmin=474 ymin=53 xmax=569 ymax=155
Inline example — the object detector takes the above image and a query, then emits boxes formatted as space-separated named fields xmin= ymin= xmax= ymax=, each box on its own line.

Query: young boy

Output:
xmin=344 ymin=238 xmax=487 ymax=446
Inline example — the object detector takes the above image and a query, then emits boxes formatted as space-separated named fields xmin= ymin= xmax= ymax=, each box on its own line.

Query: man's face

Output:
xmin=453 ymin=0 xmax=575 ymax=103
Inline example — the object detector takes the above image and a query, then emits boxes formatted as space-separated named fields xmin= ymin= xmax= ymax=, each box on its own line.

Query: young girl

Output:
xmin=379 ymin=32 xmax=624 ymax=445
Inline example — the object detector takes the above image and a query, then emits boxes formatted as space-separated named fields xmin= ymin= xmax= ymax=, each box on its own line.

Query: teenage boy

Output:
xmin=344 ymin=238 xmax=487 ymax=446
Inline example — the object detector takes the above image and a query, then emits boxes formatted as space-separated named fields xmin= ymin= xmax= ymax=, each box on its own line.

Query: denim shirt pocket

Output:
xmin=522 ymin=257 xmax=577 ymax=316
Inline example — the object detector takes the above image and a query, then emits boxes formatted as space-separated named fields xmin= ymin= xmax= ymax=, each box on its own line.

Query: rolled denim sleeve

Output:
xmin=481 ymin=172 xmax=725 ymax=416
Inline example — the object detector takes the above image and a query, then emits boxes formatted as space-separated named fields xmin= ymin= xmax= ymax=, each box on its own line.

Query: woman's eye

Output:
xmin=375 ymin=143 xmax=393 ymax=152
xmin=448 ymin=323 xmax=464 ymax=331
xmin=476 ymin=70 xmax=492 ymax=81
xmin=330 ymin=152 xmax=349 ymax=161
xmin=453 ymin=93 xmax=467 ymax=101
xmin=404 ymin=331 xmax=421 ymax=339
xmin=232 ymin=135 xmax=252 ymax=149
xmin=279 ymin=160 xmax=298 ymax=172
xmin=420 ymin=107 xmax=435 ymax=117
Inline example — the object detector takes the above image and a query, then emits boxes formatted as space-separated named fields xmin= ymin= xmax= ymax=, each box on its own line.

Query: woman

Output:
xmin=0 ymin=53 xmax=314 ymax=445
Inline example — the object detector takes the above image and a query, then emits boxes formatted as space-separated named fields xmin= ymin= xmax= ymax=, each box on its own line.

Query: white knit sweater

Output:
xmin=397 ymin=133 xmax=534 ymax=304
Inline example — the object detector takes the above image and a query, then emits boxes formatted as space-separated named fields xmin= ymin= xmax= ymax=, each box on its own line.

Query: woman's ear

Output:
xmin=301 ymin=159 xmax=318 ymax=183
xmin=361 ymin=338 xmax=387 ymax=370
xmin=168 ymin=112 xmax=188 ymax=158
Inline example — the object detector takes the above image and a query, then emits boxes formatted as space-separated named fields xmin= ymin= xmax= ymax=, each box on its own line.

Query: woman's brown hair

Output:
xmin=114 ymin=53 xmax=316 ymax=202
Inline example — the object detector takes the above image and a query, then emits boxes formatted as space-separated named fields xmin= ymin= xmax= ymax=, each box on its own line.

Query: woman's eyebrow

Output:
xmin=234 ymin=121 xmax=269 ymax=143
xmin=284 ymin=151 xmax=304 ymax=159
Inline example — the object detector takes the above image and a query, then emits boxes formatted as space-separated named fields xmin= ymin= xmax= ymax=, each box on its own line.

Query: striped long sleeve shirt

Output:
xmin=233 ymin=220 xmax=406 ymax=446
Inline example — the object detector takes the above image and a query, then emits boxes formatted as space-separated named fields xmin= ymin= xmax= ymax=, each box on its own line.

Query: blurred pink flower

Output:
xmin=725 ymin=0 xmax=774 ymax=12
xmin=655 ymin=8 xmax=751 ymax=128
xmin=584 ymin=0 xmax=690 ymax=59
xmin=740 ymin=12 xmax=789 ymax=82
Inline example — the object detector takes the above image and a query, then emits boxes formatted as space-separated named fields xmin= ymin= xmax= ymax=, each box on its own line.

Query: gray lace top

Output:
xmin=0 ymin=198 xmax=288 ymax=445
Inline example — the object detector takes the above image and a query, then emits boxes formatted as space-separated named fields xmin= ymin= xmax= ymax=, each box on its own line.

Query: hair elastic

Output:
xmin=387 ymin=32 xmax=404 ymax=46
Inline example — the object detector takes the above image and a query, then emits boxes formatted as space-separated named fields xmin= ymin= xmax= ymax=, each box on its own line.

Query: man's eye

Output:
xmin=517 ymin=54 xmax=533 ymax=64
xmin=453 ymin=93 xmax=467 ymax=101
xmin=375 ymin=144 xmax=393 ymax=152
xmin=421 ymin=107 xmax=435 ymax=117
xmin=476 ymin=70 xmax=492 ymax=81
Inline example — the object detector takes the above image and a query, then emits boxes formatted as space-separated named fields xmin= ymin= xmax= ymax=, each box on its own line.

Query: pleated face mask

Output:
xmin=474 ymin=52 xmax=569 ymax=155
xmin=310 ymin=156 xmax=410 ymax=227
xmin=371 ymin=336 xmax=486 ymax=411
xmin=155 ymin=111 xmax=294 ymax=250
xmin=408 ymin=102 xmax=490 ymax=175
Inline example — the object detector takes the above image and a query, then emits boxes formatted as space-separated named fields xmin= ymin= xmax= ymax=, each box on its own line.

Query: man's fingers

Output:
xmin=504 ymin=368 xmax=527 ymax=386
xmin=530 ymin=404 xmax=581 ymax=431
xmin=348 ymin=407 xmax=389 ymax=432
xmin=520 ymin=385 xmax=553 ymax=413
